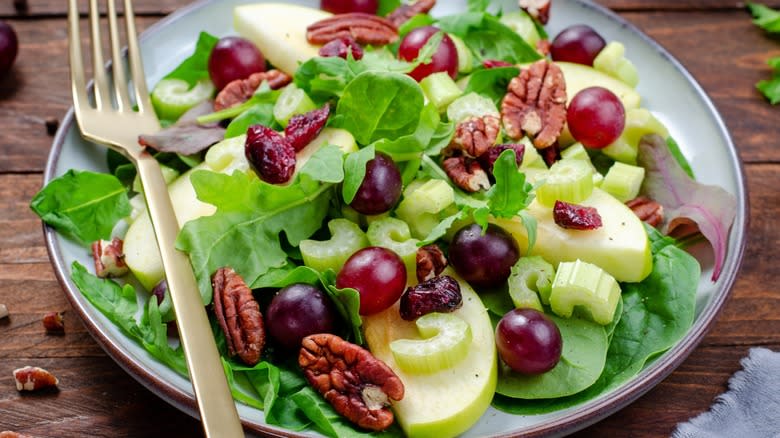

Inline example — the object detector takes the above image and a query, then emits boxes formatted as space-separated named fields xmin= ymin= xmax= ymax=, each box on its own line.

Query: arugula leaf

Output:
xmin=163 ymin=32 xmax=218 ymax=87
xmin=418 ymin=210 xmax=468 ymax=246
xmin=464 ymin=66 xmax=520 ymax=106
xmin=300 ymin=144 xmax=346 ymax=184
xmin=398 ymin=14 xmax=436 ymax=36
xmin=756 ymin=58 xmax=780 ymax=104
xmin=342 ymin=145 xmax=376 ymax=204
xmin=333 ymin=71 xmax=425 ymax=145
xmin=486 ymin=149 xmax=535 ymax=218
xmin=177 ymin=170 xmax=334 ymax=303
xmin=747 ymin=2 xmax=780 ymax=33
xmin=225 ymin=103 xmax=276 ymax=138
xmin=436 ymin=13 xmax=541 ymax=64
xmin=30 ymin=170 xmax=131 ymax=246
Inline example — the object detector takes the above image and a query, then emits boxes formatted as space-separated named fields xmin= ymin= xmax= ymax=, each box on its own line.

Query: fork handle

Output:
xmin=136 ymin=153 xmax=244 ymax=437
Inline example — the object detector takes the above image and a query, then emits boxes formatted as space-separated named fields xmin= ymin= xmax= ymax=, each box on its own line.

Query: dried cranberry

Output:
xmin=553 ymin=200 xmax=603 ymax=230
xmin=399 ymin=275 xmax=462 ymax=321
xmin=285 ymin=105 xmax=331 ymax=152
xmin=541 ymin=143 xmax=561 ymax=167
xmin=318 ymin=36 xmax=364 ymax=60
xmin=478 ymin=143 xmax=526 ymax=178
xmin=245 ymin=125 xmax=297 ymax=184
xmin=152 ymin=280 xmax=167 ymax=305
xmin=483 ymin=59 xmax=514 ymax=69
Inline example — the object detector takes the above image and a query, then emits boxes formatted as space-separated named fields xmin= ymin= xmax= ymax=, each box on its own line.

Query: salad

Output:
xmin=31 ymin=0 xmax=739 ymax=437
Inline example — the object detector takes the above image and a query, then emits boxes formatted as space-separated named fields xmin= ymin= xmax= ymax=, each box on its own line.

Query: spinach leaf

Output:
xmin=225 ymin=103 xmax=276 ymax=138
xmin=333 ymin=71 xmax=424 ymax=145
xmin=373 ymin=103 xmax=440 ymax=162
xmin=163 ymin=31 xmax=218 ymax=87
xmin=398 ymin=14 xmax=435 ymax=36
xmin=30 ymin=170 xmax=131 ymax=246
xmin=436 ymin=13 xmax=541 ymax=64
xmin=464 ymin=66 xmax=520 ymax=106
xmin=748 ymin=2 xmax=780 ymax=33
xmin=300 ymin=144 xmax=346 ymax=184
xmin=294 ymin=56 xmax=366 ymax=103
xmin=176 ymin=170 xmax=334 ymax=304
xmin=342 ymin=145 xmax=375 ymax=204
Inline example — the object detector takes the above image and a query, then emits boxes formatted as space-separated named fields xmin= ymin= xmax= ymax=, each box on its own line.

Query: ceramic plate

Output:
xmin=44 ymin=0 xmax=749 ymax=436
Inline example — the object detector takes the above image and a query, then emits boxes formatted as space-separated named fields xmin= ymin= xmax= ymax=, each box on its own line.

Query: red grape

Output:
xmin=336 ymin=247 xmax=407 ymax=315
xmin=398 ymin=26 xmax=458 ymax=82
xmin=265 ymin=283 xmax=337 ymax=350
xmin=320 ymin=0 xmax=378 ymax=14
xmin=208 ymin=36 xmax=266 ymax=91
xmin=567 ymin=86 xmax=625 ymax=149
xmin=448 ymin=223 xmax=520 ymax=289
xmin=349 ymin=152 xmax=402 ymax=215
xmin=550 ymin=24 xmax=606 ymax=66
xmin=0 ymin=21 xmax=18 ymax=75
xmin=496 ymin=308 xmax=562 ymax=375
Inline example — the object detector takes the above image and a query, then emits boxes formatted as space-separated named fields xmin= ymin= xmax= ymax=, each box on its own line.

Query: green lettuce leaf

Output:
xmin=748 ymin=2 xmax=780 ymax=33
xmin=225 ymin=103 xmax=276 ymax=138
xmin=373 ymin=103 xmax=440 ymax=162
xmin=30 ymin=169 xmax=131 ymax=246
xmin=756 ymin=57 xmax=780 ymax=104
xmin=164 ymin=31 xmax=218 ymax=87
xmin=300 ymin=144 xmax=346 ymax=184
xmin=342 ymin=145 xmax=375 ymax=204
xmin=436 ymin=12 xmax=541 ymax=64
xmin=463 ymin=66 xmax=520 ymax=106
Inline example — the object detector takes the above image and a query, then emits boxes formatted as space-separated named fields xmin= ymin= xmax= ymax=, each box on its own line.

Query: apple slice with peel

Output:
xmin=363 ymin=271 xmax=497 ymax=438
xmin=234 ymin=3 xmax=330 ymax=76
xmin=124 ymin=128 xmax=357 ymax=292
xmin=492 ymin=187 xmax=652 ymax=283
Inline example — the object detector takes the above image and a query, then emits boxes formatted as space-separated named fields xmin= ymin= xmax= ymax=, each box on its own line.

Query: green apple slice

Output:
xmin=363 ymin=271 xmax=497 ymax=438
xmin=492 ymin=188 xmax=652 ymax=283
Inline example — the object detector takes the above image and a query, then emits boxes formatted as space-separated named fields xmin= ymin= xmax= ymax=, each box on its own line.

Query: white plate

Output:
xmin=44 ymin=0 xmax=749 ymax=436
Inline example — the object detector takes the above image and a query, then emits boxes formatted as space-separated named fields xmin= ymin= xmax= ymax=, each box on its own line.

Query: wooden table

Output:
xmin=1 ymin=0 xmax=778 ymax=436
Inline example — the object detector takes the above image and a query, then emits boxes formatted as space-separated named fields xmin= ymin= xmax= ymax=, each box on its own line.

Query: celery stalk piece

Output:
xmin=299 ymin=218 xmax=369 ymax=273
xmin=448 ymin=33 xmax=474 ymax=74
xmin=601 ymin=162 xmax=645 ymax=202
xmin=446 ymin=92 xmax=499 ymax=124
xmin=508 ymin=256 xmax=556 ymax=310
xmin=519 ymin=137 xmax=548 ymax=170
xmin=420 ymin=72 xmax=464 ymax=113
xmin=396 ymin=179 xmax=457 ymax=239
xmin=536 ymin=159 xmax=594 ymax=207
xmin=593 ymin=42 xmax=639 ymax=88
xmin=390 ymin=312 xmax=472 ymax=374
xmin=151 ymin=78 xmax=215 ymax=121
xmin=367 ymin=217 xmax=420 ymax=276
xmin=550 ymin=260 xmax=621 ymax=325
xmin=602 ymin=108 xmax=669 ymax=164
xmin=499 ymin=10 xmax=542 ymax=49
xmin=273 ymin=83 xmax=317 ymax=127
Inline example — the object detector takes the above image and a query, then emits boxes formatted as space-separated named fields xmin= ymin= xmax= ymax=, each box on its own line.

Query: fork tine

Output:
xmin=107 ymin=0 xmax=132 ymax=112
xmin=124 ymin=0 xmax=153 ymax=114
xmin=68 ymin=0 xmax=91 ymax=117
xmin=89 ymin=0 xmax=112 ymax=111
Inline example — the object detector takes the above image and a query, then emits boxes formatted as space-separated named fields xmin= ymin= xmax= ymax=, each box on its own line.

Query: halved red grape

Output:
xmin=349 ymin=152 xmax=402 ymax=215
xmin=208 ymin=36 xmax=266 ymax=91
xmin=496 ymin=308 xmax=562 ymax=375
xmin=550 ymin=24 xmax=606 ymax=66
xmin=567 ymin=86 xmax=625 ymax=149
xmin=336 ymin=247 xmax=407 ymax=315
xmin=0 ymin=21 xmax=18 ymax=75
xmin=448 ymin=223 xmax=520 ymax=289
xmin=320 ymin=0 xmax=378 ymax=14
xmin=266 ymin=283 xmax=337 ymax=350
xmin=398 ymin=26 xmax=458 ymax=82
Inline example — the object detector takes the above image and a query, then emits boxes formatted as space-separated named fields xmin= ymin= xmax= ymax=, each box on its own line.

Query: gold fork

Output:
xmin=67 ymin=1 xmax=243 ymax=436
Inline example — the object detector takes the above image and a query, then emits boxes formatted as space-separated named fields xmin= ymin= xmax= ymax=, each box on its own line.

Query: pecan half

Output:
xmin=307 ymin=13 xmax=398 ymax=46
xmin=91 ymin=237 xmax=128 ymax=278
xmin=416 ymin=244 xmax=448 ymax=283
xmin=212 ymin=267 xmax=265 ymax=366
xmin=0 ymin=303 xmax=8 ymax=320
xmin=626 ymin=196 xmax=664 ymax=228
xmin=42 ymin=311 xmax=64 ymax=334
xmin=501 ymin=59 xmax=567 ymax=149
xmin=536 ymin=39 xmax=552 ymax=56
xmin=213 ymin=70 xmax=292 ymax=112
xmin=519 ymin=0 xmax=552 ymax=24
xmin=450 ymin=115 xmax=501 ymax=158
xmin=299 ymin=333 xmax=404 ymax=431
xmin=1 ymin=432 xmax=33 ymax=438
xmin=13 ymin=366 xmax=58 ymax=391
xmin=387 ymin=0 xmax=436 ymax=28
xmin=443 ymin=156 xmax=490 ymax=192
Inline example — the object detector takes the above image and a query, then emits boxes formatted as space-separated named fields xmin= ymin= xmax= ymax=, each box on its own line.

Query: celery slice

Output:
xmin=396 ymin=179 xmax=457 ymax=239
xmin=390 ymin=312 xmax=472 ymax=374
xmin=508 ymin=256 xmax=556 ymax=309
xmin=420 ymin=72 xmax=464 ymax=113
xmin=550 ymin=260 xmax=621 ymax=325
xmin=273 ymin=83 xmax=317 ymax=127
xmin=367 ymin=217 xmax=420 ymax=276
xmin=151 ymin=78 xmax=215 ymax=121
xmin=446 ymin=92 xmax=499 ymax=124
xmin=536 ymin=159 xmax=594 ymax=207
xmin=593 ymin=42 xmax=639 ymax=88
xmin=601 ymin=162 xmax=645 ymax=202
xmin=603 ymin=108 xmax=669 ymax=164
xmin=499 ymin=11 xmax=542 ymax=48
xmin=299 ymin=218 xmax=369 ymax=273
xmin=448 ymin=33 xmax=474 ymax=74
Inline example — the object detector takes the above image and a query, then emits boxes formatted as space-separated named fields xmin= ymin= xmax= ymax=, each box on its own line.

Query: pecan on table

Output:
xmin=442 ymin=156 xmax=490 ymax=192
xmin=0 ymin=303 xmax=8 ymax=320
xmin=387 ymin=0 xmax=437 ymax=28
xmin=501 ymin=59 xmax=567 ymax=149
xmin=626 ymin=196 xmax=664 ymax=228
xmin=519 ymin=0 xmax=552 ymax=25
xmin=13 ymin=366 xmax=58 ymax=392
xmin=307 ymin=13 xmax=398 ymax=46
xmin=0 ymin=432 xmax=34 ymax=438
xmin=91 ymin=237 xmax=128 ymax=278
xmin=212 ymin=267 xmax=265 ymax=366
xmin=213 ymin=70 xmax=292 ymax=112
xmin=42 ymin=311 xmax=64 ymax=334
xmin=299 ymin=333 xmax=404 ymax=431
xmin=450 ymin=114 xmax=501 ymax=158
xmin=416 ymin=244 xmax=448 ymax=283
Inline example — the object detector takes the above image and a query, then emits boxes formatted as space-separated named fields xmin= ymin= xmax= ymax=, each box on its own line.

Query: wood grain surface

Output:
xmin=0 ymin=1 xmax=777 ymax=437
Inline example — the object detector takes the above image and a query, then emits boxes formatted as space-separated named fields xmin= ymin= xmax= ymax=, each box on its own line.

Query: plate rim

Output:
xmin=43 ymin=0 xmax=750 ymax=436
